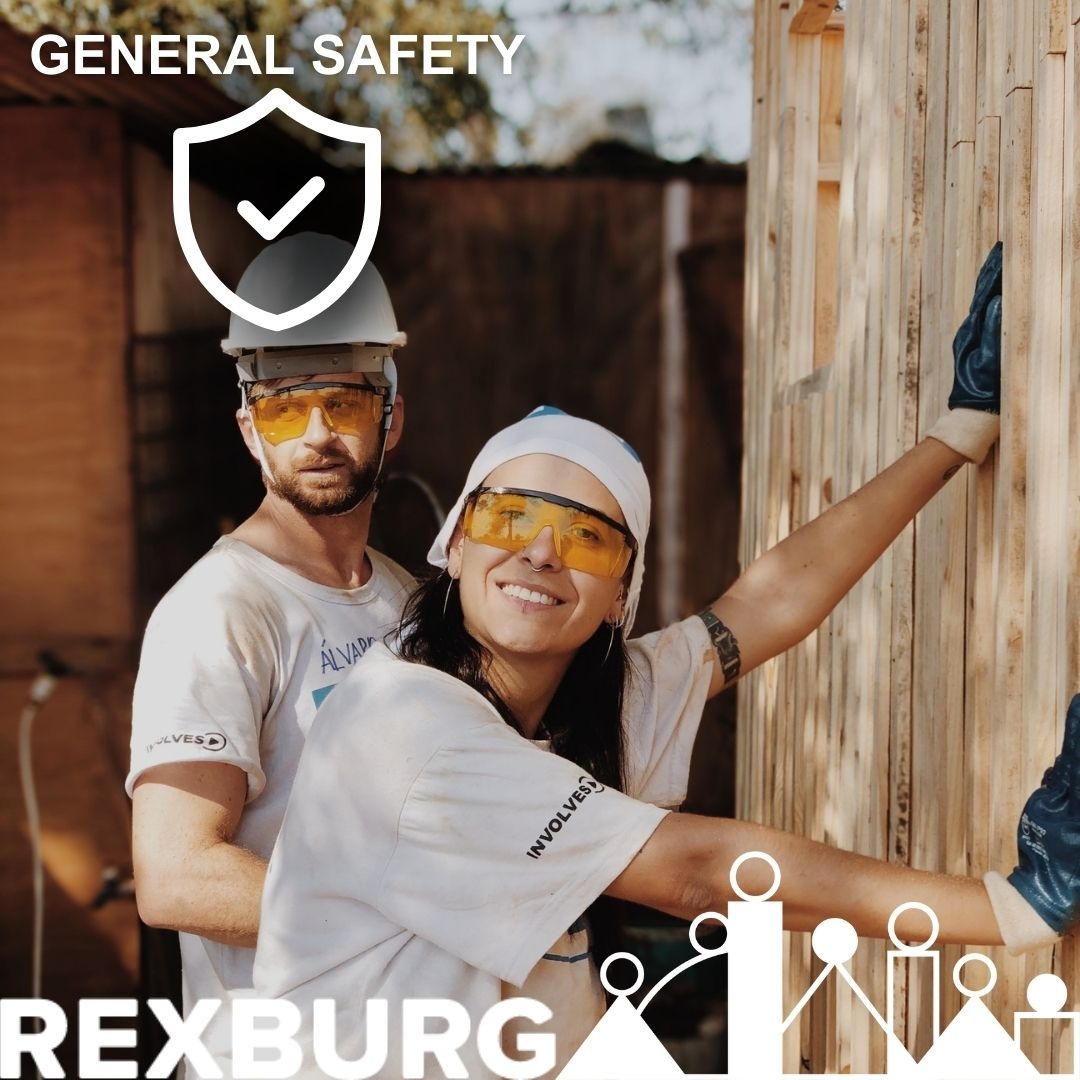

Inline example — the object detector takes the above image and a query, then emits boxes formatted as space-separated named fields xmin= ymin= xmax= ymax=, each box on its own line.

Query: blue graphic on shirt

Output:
xmin=312 ymin=633 xmax=378 ymax=708
xmin=312 ymin=684 xmax=336 ymax=709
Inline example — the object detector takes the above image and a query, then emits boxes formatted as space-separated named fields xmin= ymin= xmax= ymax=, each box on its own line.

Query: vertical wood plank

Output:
xmin=990 ymin=83 xmax=1033 ymax=1033
xmin=883 ymin=0 xmax=923 ymax=1056
xmin=815 ymin=28 xmax=844 ymax=368
xmin=1062 ymin=28 xmax=1080 ymax=1073
xmin=977 ymin=0 xmax=1007 ymax=117
xmin=1008 ymin=0 xmax=1036 ymax=90
xmin=910 ymin=0 xmax=955 ymax=1051
xmin=949 ymin=0 xmax=978 ymax=146
xmin=1055 ymin=32 xmax=1075 ymax=1075
xmin=788 ymin=33 xmax=823 ymax=380
xmin=1020 ymin=48 xmax=1068 ymax=1071
xmin=964 ymin=110 xmax=1000 ymax=893
xmin=1041 ymin=0 xmax=1070 ymax=54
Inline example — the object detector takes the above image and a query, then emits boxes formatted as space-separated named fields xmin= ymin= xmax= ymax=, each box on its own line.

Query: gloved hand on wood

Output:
xmin=926 ymin=241 xmax=1003 ymax=464
xmin=984 ymin=692 xmax=1080 ymax=954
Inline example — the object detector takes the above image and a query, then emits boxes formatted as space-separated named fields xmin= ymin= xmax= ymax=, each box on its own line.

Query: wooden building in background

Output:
xmin=741 ymin=0 xmax=1079 ymax=1072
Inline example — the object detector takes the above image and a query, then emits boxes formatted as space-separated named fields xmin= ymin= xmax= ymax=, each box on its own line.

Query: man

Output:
xmin=126 ymin=233 xmax=415 ymax=1065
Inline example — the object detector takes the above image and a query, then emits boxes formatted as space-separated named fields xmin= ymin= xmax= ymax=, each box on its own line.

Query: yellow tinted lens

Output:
xmin=465 ymin=492 xmax=631 ymax=578
xmin=560 ymin=516 xmax=631 ymax=577
xmin=250 ymin=385 xmax=382 ymax=445
xmin=317 ymin=386 xmax=382 ymax=431
xmin=466 ymin=492 xmax=541 ymax=548
xmin=249 ymin=394 xmax=309 ymax=444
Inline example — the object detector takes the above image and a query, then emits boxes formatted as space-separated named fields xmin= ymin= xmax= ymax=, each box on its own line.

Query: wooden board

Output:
xmin=740 ymin=0 xmax=1080 ymax=1070
xmin=791 ymin=0 xmax=838 ymax=35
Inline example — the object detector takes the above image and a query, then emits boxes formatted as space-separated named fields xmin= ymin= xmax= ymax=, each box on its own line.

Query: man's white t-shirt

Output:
xmin=126 ymin=536 xmax=415 ymax=1062
xmin=253 ymin=616 xmax=714 ymax=1079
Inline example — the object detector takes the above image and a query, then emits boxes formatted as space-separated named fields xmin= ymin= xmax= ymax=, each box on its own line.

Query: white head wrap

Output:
xmin=427 ymin=406 xmax=651 ymax=634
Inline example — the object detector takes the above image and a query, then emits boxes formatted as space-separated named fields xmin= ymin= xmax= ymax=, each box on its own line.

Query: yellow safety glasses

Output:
xmin=247 ymin=381 xmax=387 ymax=445
xmin=462 ymin=487 xmax=636 ymax=578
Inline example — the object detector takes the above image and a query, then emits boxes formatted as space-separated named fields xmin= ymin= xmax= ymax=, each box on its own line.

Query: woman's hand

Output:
xmin=926 ymin=241 xmax=1003 ymax=463
xmin=984 ymin=693 xmax=1080 ymax=953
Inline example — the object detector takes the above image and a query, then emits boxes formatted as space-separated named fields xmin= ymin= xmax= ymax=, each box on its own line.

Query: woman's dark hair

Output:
xmin=396 ymin=570 xmax=630 ymax=793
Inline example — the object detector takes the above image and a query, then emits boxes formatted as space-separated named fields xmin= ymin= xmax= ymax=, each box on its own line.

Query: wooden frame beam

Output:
xmin=790 ymin=0 xmax=838 ymax=35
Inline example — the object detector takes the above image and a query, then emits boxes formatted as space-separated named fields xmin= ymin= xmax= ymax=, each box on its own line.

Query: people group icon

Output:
xmin=554 ymin=853 xmax=1078 ymax=1080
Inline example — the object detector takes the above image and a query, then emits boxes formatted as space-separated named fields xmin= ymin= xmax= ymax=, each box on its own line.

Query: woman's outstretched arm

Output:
xmin=704 ymin=436 xmax=968 ymax=697
xmin=699 ymin=243 xmax=1003 ymax=699
xmin=609 ymin=688 xmax=1080 ymax=954
xmin=605 ymin=812 xmax=1003 ymax=945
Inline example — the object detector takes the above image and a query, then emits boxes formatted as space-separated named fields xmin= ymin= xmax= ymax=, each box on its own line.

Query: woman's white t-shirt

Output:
xmin=253 ymin=617 xmax=714 ymax=1079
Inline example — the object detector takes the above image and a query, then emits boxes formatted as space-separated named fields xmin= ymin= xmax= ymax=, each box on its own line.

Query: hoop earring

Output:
xmin=602 ymin=620 xmax=617 ymax=665
xmin=442 ymin=574 xmax=456 ymax=618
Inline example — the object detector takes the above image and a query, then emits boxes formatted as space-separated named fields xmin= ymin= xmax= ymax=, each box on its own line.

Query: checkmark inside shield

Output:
xmin=237 ymin=176 xmax=326 ymax=241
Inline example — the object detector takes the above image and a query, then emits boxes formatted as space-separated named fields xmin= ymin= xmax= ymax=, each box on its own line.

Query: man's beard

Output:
xmin=266 ymin=454 xmax=381 ymax=516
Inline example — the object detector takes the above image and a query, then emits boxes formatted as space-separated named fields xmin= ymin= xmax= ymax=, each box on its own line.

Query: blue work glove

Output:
xmin=926 ymin=242 xmax=1003 ymax=462
xmin=948 ymin=241 xmax=1003 ymax=412
xmin=1007 ymin=693 xmax=1080 ymax=935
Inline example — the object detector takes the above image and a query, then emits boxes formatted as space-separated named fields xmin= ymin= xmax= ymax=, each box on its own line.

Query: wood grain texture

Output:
xmin=741 ymin=0 xmax=1078 ymax=1069
xmin=791 ymin=0 xmax=838 ymax=35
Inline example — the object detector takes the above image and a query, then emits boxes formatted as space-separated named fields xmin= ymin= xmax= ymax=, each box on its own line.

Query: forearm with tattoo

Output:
xmin=697 ymin=609 xmax=742 ymax=687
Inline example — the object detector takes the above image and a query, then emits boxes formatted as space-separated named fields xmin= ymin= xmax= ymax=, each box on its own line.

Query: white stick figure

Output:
xmin=1013 ymin=972 xmax=1079 ymax=1078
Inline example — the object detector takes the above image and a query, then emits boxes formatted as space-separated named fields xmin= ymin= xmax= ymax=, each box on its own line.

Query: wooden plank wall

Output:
xmin=0 ymin=108 xmax=134 ymax=670
xmin=741 ymin=0 xmax=1080 ymax=1071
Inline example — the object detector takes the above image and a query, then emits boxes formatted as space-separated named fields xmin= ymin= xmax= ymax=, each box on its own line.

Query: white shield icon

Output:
xmin=173 ymin=87 xmax=381 ymax=333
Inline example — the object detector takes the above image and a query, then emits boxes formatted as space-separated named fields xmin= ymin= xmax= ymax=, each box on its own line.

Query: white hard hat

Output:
xmin=222 ymin=233 xmax=406 ymax=397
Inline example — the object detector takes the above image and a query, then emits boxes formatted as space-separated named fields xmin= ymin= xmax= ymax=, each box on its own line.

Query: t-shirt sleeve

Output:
xmin=622 ymin=615 xmax=716 ymax=806
xmin=125 ymin=572 xmax=275 ymax=801
xmin=378 ymin=725 xmax=668 ymax=988
xmin=260 ymin=659 xmax=667 ymax=991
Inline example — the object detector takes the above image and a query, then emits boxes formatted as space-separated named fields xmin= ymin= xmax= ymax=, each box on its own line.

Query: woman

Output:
xmin=251 ymin=404 xmax=1067 ymax=1080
